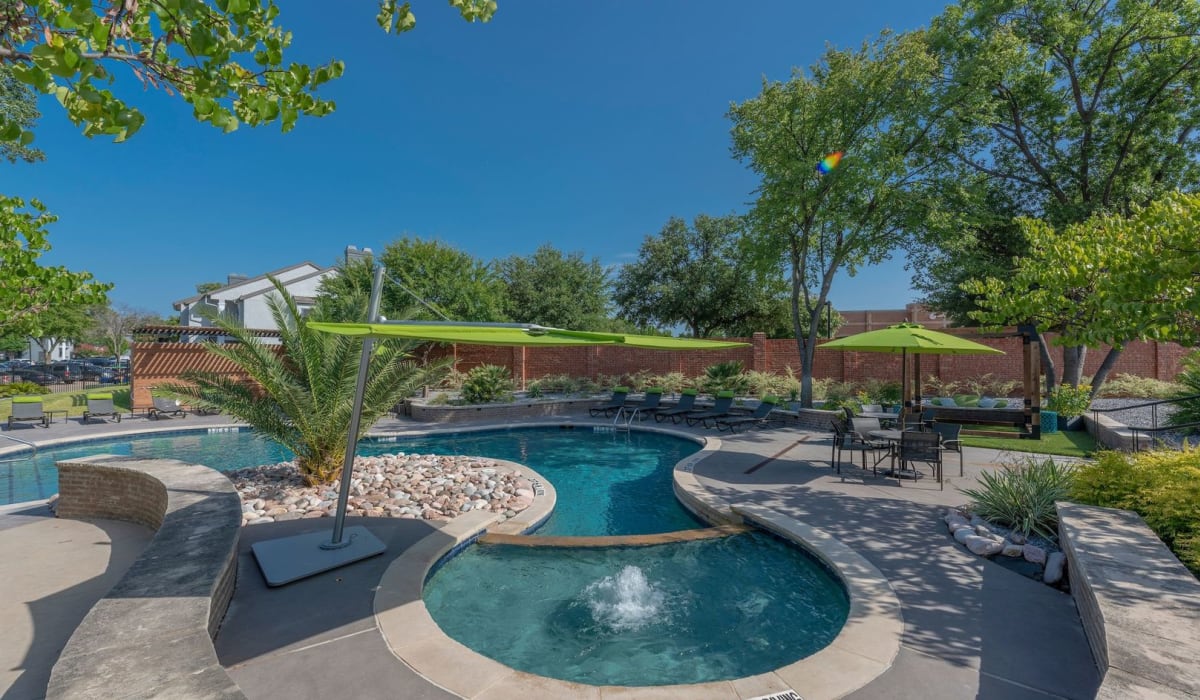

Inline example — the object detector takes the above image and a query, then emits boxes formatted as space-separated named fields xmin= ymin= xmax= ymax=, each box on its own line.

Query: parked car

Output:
xmin=49 ymin=361 xmax=109 ymax=383
xmin=4 ymin=368 xmax=56 ymax=385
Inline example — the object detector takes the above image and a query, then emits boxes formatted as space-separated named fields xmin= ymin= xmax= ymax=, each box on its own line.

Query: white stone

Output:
xmin=974 ymin=524 xmax=994 ymax=537
xmin=1023 ymin=544 xmax=1047 ymax=565
xmin=953 ymin=527 xmax=974 ymax=544
xmin=1008 ymin=531 xmax=1027 ymax=545
xmin=946 ymin=515 xmax=970 ymax=532
xmin=1043 ymin=552 xmax=1066 ymax=584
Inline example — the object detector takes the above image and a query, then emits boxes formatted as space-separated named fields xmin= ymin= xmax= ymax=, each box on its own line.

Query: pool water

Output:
xmin=423 ymin=532 xmax=850 ymax=686
xmin=1 ymin=428 xmax=704 ymax=536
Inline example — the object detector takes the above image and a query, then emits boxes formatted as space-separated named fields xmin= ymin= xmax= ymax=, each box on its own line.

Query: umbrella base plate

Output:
xmin=252 ymin=526 xmax=386 ymax=587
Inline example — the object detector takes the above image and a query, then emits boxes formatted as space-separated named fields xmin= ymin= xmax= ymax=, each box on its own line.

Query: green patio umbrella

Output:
xmin=819 ymin=322 xmax=1004 ymax=414
xmin=305 ymin=321 xmax=750 ymax=349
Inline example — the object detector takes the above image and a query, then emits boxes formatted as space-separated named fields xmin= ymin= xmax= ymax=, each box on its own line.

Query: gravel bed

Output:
xmin=1089 ymin=398 xmax=1193 ymax=448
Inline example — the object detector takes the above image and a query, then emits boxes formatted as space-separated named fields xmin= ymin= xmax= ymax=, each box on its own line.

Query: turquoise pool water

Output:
xmin=424 ymin=533 xmax=850 ymax=686
xmin=1 ymin=427 xmax=703 ymax=536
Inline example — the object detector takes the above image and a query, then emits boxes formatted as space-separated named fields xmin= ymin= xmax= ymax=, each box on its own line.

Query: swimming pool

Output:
xmin=0 ymin=427 xmax=703 ymax=536
xmin=424 ymin=532 xmax=850 ymax=686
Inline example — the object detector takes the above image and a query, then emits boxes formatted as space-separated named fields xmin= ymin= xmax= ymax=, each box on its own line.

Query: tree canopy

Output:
xmin=496 ymin=245 xmax=609 ymax=329
xmin=0 ymin=195 xmax=110 ymax=336
xmin=0 ymin=64 xmax=42 ymax=163
xmin=966 ymin=192 xmax=1200 ymax=396
xmin=613 ymin=214 xmax=788 ymax=338
xmin=729 ymin=31 xmax=940 ymax=406
xmin=0 ymin=0 xmax=496 ymax=142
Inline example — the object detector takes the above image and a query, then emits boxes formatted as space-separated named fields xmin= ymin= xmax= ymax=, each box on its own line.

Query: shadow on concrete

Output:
xmin=695 ymin=463 xmax=1102 ymax=699
xmin=216 ymin=517 xmax=459 ymax=700
xmin=2 ymin=517 xmax=152 ymax=700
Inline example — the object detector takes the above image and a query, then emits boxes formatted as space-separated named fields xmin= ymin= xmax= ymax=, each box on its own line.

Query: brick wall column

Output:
xmin=751 ymin=332 xmax=767 ymax=372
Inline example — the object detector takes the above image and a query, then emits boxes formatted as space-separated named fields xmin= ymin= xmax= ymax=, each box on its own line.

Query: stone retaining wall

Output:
xmin=1084 ymin=413 xmax=1151 ymax=452
xmin=405 ymin=397 xmax=598 ymax=423
xmin=1057 ymin=501 xmax=1200 ymax=698
xmin=47 ymin=455 xmax=245 ymax=699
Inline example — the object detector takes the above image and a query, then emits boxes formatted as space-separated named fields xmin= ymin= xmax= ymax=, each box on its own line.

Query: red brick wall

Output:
xmin=132 ymin=333 xmax=1193 ymax=396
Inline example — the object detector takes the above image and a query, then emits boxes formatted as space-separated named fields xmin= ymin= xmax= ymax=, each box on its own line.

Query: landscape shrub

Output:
xmin=1094 ymin=373 xmax=1183 ymax=399
xmin=1046 ymin=384 xmax=1092 ymax=418
xmin=460 ymin=364 xmax=515 ymax=404
xmin=746 ymin=369 xmax=800 ymax=399
xmin=0 ymin=383 xmax=50 ymax=398
xmin=961 ymin=373 xmax=1019 ymax=398
xmin=437 ymin=369 xmax=467 ymax=390
xmin=813 ymin=379 xmax=854 ymax=403
xmin=643 ymin=372 xmax=688 ymax=395
xmin=701 ymin=361 xmax=750 ymax=395
xmin=962 ymin=457 xmax=1075 ymax=540
xmin=859 ymin=378 xmax=902 ymax=405
xmin=1070 ymin=448 xmax=1200 ymax=577
xmin=819 ymin=381 xmax=860 ymax=413
xmin=922 ymin=375 xmax=960 ymax=397
xmin=618 ymin=370 xmax=656 ymax=391
xmin=1168 ymin=352 xmax=1200 ymax=430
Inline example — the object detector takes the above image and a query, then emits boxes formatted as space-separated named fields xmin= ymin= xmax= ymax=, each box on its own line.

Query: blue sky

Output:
xmin=8 ymin=0 xmax=949 ymax=318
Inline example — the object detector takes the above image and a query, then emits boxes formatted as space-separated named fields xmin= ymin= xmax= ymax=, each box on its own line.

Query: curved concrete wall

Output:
xmin=47 ymin=455 xmax=245 ymax=699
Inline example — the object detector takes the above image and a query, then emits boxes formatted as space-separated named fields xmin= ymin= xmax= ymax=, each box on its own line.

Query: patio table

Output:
xmin=868 ymin=429 xmax=925 ymax=480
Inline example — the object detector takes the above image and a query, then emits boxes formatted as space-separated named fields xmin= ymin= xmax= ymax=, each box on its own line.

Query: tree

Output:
xmin=377 ymin=238 xmax=507 ymax=322
xmin=87 ymin=304 xmax=158 ymax=359
xmin=0 ymin=64 xmax=42 ymax=163
xmin=28 ymin=304 xmax=91 ymax=363
xmin=924 ymin=0 xmax=1200 ymax=387
xmin=965 ymin=192 xmax=1200 ymax=398
xmin=160 ymin=278 xmax=448 ymax=485
xmin=0 ymin=1 xmax=496 ymax=141
xmin=0 ymin=195 xmax=110 ymax=336
xmin=496 ymin=245 xmax=609 ymax=329
xmin=195 ymin=282 xmax=223 ymax=295
xmin=613 ymin=215 xmax=789 ymax=338
xmin=729 ymin=31 xmax=940 ymax=407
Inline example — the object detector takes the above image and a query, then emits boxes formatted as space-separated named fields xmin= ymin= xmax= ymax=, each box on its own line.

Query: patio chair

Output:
xmin=149 ymin=396 xmax=187 ymax=420
xmin=654 ymin=389 xmax=699 ymax=423
xmin=897 ymin=430 xmax=944 ymax=489
xmin=715 ymin=396 xmax=783 ymax=433
xmin=7 ymin=396 xmax=48 ymax=430
xmin=589 ymin=387 xmax=630 ymax=418
xmin=931 ymin=422 xmax=964 ymax=477
xmin=861 ymin=403 xmax=883 ymax=413
xmin=82 ymin=392 xmax=121 ymax=423
xmin=847 ymin=416 xmax=891 ymax=474
xmin=684 ymin=391 xmax=737 ymax=427
xmin=621 ymin=387 xmax=664 ymax=420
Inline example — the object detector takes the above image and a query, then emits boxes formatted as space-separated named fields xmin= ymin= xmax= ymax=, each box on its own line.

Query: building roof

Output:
xmin=172 ymin=262 xmax=325 ymax=309
xmin=236 ymin=267 xmax=335 ymax=301
xmin=133 ymin=325 xmax=282 ymax=338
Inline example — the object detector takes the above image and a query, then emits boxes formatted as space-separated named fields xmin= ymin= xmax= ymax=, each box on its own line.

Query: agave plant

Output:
xmin=158 ymin=277 xmax=447 ymax=485
xmin=962 ymin=458 xmax=1075 ymax=540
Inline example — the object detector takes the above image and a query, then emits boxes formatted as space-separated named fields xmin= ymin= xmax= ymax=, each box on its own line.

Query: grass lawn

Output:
xmin=961 ymin=429 xmax=1098 ymax=458
xmin=0 ymin=386 xmax=132 ymax=420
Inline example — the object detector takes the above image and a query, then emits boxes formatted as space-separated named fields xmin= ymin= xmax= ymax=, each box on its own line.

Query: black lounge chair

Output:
xmin=684 ymin=391 xmax=736 ymax=427
xmin=620 ymin=388 xmax=664 ymax=420
xmin=715 ymin=396 xmax=783 ymax=433
xmin=931 ymin=421 xmax=963 ymax=477
xmin=897 ymin=430 xmax=945 ymax=489
xmin=830 ymin=420 xmax=887 ymax=474
xmin=7 ymin=397 xmax=48 ymax=429
xmin=653 ymin=389 xmax=699 ymax=423
xmin=589 ymin=387 xmax=630 ymax=417
xmin=82 ymin=392 xmax=121 ymax=423
xmin=149 ymin=396 xmax=187 ymax=420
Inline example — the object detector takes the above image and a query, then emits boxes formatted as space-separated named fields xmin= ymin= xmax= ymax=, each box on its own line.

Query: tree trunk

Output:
xmin=1088 ymin=346 xmax=1123 ymax=400
xmin=1037 ymin=332 xmax=1057 ymax=394
xmin=1061 ymin=345 xmax=1087 ymax=387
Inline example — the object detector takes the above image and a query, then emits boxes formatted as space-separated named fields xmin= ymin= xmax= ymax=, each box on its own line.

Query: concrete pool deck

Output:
xmin=0 ymin=410 xmax=1102 ymax=699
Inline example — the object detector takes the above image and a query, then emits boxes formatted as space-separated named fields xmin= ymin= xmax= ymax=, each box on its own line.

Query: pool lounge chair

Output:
xmin=82 ymin=392 xmax=121 ymax=423
xmin=149 ymin=396 xmax=187 ymax=420
xmin=620 ymin=387 xmax=664 ymax=420
xmin=684 ymin=391 xmax=736 ymax=428
xmin=715 ymin=396 xmax=783 ymax=433
xmin=7 ymin=396 xmax=48 ymax=429
xmin=653 ymin=389 xmax=699 ymax=423
xmin=589 ymin=387 xmax=630 ymax=418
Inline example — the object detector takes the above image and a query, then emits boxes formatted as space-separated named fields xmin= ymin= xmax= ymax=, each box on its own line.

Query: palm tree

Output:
xmin=159 ymin=277 xmax=447 ymax=485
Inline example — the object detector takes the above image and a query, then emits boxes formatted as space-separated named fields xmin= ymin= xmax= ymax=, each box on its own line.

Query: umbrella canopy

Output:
xmin=306 ymin=321 xmax=750 ymax=350
xmin=820 ymin=322 xmax=1005 ymax=355
xmin=819 ymin=323 xmax=1004 ymax=415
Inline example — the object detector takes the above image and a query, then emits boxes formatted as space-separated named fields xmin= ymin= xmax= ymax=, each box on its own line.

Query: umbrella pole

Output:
xmin=247 ymin=265 xmax=388 ymax=586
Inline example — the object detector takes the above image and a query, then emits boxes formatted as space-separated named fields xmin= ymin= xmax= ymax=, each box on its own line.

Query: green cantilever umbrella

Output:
xmin=819 ymin=322 xmax=1004 ymax=414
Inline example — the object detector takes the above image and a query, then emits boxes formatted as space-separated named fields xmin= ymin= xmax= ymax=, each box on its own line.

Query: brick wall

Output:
xmin=132 ymin=332 xmax=1192 ymax=396
xmin=55 ymin=461 xmax=169 ymax=529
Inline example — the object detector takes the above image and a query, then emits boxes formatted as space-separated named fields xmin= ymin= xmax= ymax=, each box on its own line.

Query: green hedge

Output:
xmin=0 ymin=383 xmax=50 ymax=399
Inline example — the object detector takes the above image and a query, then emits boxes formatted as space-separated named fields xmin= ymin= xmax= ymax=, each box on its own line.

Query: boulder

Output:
xmin=1008 ymin=531 xmax=1027 ymax=545
xmin=1043 ymin=552 xmax=1066 ymax=584
xmin=1001 ymin=541 xmax=1024 ymax=558
xmin=946 ymin=515 xmax=970 ymax=533
xmin=953 ymin=527 xmax=974 ymax=544
xmin=965 ymin=535 xmax=1004 ymax=557
xmin=1023 ymin=544 xmax=1047 ymax=565
xmin=974 ymin=524 xmax=994 ymax=537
